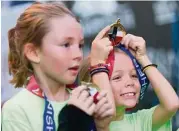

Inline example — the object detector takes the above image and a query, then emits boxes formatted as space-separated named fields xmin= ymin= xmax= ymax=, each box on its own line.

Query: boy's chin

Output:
xmin=124 ymin=101 xmax=137 ymax=108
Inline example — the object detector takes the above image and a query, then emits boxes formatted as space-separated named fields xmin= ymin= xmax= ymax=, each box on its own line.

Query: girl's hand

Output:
xmin=94 ymin=90 xmax=115 ymax=130
xmin=68 ymin=85 xmax=95 ymax=115
xmin=91 ymin=25 xmax=113 ymax=66
xmin=121 ymin=34 xmax=149 ymax=66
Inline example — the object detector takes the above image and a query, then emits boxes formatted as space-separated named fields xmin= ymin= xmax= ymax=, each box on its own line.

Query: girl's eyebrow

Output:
xmin=62 ymin=37 xmax=84 ymax=43
xmin=63 ymin=36 xmax=84 ymax=40
xmin=80 ymin=39 xmax=84 ymax=44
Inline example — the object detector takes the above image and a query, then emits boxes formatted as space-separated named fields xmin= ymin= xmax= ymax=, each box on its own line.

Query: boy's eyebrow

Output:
xmin=114 ymin=70 xmax=123 ymax=73
xmin=131 ymin=69 xmax=136 ymax=72
xmin=114 ymin=68 xmax=136 ymax=73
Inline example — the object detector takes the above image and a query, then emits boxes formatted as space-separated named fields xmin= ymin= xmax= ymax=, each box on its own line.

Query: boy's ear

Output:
xmin=23 ymin=43 xmax=40 ymax=63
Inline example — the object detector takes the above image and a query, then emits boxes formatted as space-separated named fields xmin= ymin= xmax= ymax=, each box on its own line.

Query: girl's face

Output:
xmin=39 ymin=15 xmax=84 ymax=85
xmin=110 ymin=51 xmax=140 ymax=108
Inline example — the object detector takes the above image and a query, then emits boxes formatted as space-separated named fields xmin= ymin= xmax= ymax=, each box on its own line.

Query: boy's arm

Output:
xmin=140 ymin=55 xmax=179 ymax=129
xmin=90 ymin=25 xmax=116 ymax=130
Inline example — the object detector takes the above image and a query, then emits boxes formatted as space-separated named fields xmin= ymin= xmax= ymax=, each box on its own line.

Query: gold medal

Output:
xmin=110 ymin=18 xmax=126 ymax=37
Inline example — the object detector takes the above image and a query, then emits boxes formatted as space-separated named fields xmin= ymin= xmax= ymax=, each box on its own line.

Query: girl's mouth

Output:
xmin=68 ymin=66 xmax=79 ymax=75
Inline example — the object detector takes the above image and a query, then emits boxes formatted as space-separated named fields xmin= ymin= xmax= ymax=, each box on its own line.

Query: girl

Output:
xmin=2 ymin=2 xmax=115 ymax=131
xmin=79 ymin=28 xmax=179 ymax=130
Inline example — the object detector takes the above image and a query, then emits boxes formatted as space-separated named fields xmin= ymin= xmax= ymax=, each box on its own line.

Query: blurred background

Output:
xmin=1 ymin=1 xmax=179 ymax=130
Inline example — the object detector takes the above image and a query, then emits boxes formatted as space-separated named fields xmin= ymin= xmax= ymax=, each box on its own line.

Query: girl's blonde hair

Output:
xmin=79 ymin=56 xmax=91 ymax=83
xmin=8 ymin=2 xmax=78 ymax=87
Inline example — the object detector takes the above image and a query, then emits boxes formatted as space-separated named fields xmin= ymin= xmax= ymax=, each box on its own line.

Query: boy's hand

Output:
xmin=91 ymin=25 xmax=113 ymax=66
xmin=121 ymin=34 xmax=150 ymax=66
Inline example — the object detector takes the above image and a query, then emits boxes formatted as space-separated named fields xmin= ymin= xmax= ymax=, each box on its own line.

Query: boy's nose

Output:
xmin=125 ymin=77 xmax=135 ymax=88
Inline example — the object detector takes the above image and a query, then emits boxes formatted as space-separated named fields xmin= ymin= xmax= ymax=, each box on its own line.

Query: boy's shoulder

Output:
xmin=126 ymin=106 xmax=172 ymax=131
xmin=126 ymin=106 xmax=157 ymax=118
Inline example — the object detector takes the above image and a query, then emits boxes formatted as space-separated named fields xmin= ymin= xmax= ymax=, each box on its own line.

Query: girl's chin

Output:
xmin=60 ymin=78 xmax=76 ymax=86
xmin=66 ymin=79 xmax=76 ymax=85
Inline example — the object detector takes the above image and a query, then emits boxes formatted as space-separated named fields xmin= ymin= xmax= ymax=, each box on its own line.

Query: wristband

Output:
xmin=142 ymin=64 xmax=158 ymax=72
xmin=89 ymin=63 xmax=109 ymax=71
xmin=90 ymin=68 xmax=109 ymax=77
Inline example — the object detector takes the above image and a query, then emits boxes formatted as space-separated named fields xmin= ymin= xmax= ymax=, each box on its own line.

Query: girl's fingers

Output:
xmin=97 ymin=90 xmax=108 ymax=101
xmin=88 ymin=103 xmax=96 ymax=116
xmin=100 ymin=109 xmax=114 ymax=118
xmin=85 ymin=96 xmax=94 ymax=108
xmin=78 ymin=90 xmax=90 ymax=102
xmin=96 ymin=103 xmax=111 ymax=118
xmin=95 ymin=97 xmax=108 ymax=113
xmin=71 ymin=85 xmax=88 ymax=98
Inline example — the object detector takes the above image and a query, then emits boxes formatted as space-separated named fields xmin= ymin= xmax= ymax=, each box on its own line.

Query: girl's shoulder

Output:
xmin=2 ymin=89 xmax=43 ymax=112
xmin=2 ymin=89 xmax=43 ymax=131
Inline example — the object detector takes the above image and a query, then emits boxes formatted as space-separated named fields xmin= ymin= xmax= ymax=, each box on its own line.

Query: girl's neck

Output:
xmin=34 ymin=73 xmax=70 ymax=102
xmin=115 ymin=106 xmax=126 ymax=121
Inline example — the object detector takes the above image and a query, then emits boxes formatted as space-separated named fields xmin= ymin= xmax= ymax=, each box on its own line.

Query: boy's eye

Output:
xmin=112 ymin=76 xmax=122 ymax=81
xmin=132 ymin=74 xmax=138 ymax=78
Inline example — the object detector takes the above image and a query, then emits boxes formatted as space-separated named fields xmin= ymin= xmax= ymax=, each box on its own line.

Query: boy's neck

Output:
xmin=115 ymin=106 xmax=126 ymax=121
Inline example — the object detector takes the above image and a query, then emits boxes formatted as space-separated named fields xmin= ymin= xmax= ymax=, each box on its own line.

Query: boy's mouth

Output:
xmin=120 ymin=92 xmax=136 ymax=97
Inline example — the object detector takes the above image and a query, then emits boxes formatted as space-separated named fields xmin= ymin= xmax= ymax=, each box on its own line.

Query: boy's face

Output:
xmin=39 ymin=15 xmax=84 ymax=85
xmin=110 ymin=50 xmax=140 ymax=108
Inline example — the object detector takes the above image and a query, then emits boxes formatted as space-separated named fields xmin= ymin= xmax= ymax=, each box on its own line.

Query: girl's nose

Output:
xmin=72 ymin=45 xmax=83 ymax=62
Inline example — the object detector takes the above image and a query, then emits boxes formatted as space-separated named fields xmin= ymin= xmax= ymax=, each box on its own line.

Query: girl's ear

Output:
xmin=23 ymin=43 xmax=40 ymax=64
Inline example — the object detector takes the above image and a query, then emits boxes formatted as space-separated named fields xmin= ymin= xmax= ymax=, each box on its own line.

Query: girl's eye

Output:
xmin=62 ymin=43 xmax=70 ymax=48
xmin=79 ymin=44 xmax=84 ymax=49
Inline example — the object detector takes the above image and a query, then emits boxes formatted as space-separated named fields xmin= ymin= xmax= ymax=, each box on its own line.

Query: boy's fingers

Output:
xmin=94 ymin=25 xmax=111 ymax=41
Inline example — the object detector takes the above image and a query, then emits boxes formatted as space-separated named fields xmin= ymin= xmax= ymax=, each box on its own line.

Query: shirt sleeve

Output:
xmin=2 ymin=121 xmax=31 ymax=131
xmin=136 ymin=106 xmax=172 ymax=131
xmin=2 ymin=100 xmax=32 ymax=131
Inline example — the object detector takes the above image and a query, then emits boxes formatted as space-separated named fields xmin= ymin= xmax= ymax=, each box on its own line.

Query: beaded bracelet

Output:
xmin=142 ymin=64 xmax=158 ymax=72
